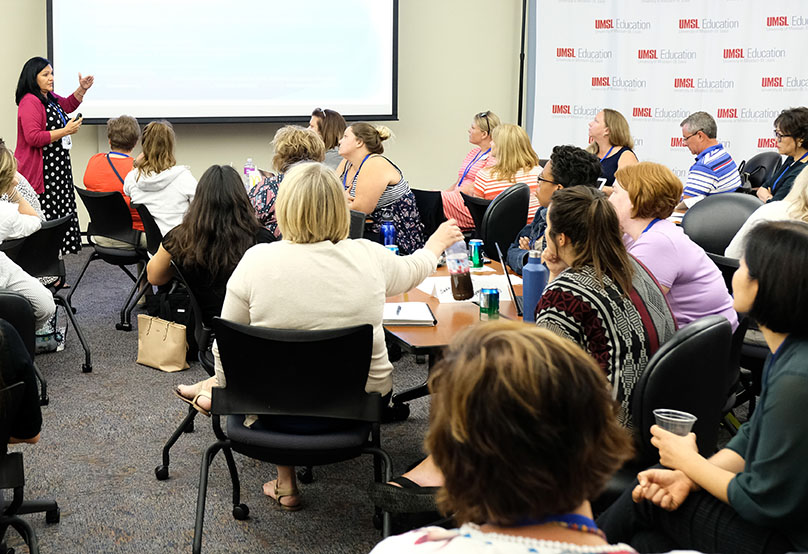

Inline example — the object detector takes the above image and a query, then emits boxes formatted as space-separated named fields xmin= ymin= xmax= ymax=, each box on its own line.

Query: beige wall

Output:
xmin=1 ymin=0 xmax=521 ymax=229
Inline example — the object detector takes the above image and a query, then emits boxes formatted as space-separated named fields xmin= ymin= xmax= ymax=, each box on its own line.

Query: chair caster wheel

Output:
xmin=232 ymin=504 xmax=249 ymax=520
xmin=415 ymin=355 xmax=426 ymax=364
xmin=82 ymin=364 xmax=92 ymax=373
xmin=155 ymin=465 xmax=169 ymax=481
xmin=71 ymin=306 xmax=76 ymax=314
xmin=40 ymin=395 xmax=49 ymax=406
xmin=183 ymin=419 xmax=195 ymax=433
xmin=45 ymin=508 xmax=60 ymax=524
xmin=116 ymin=322 xmax=132 ymax=331
xmin=384 ymin=403 xmax=410 ymax=423
xmin=372 ymin=512 xmax=383 ymax=530
xmin=297 ymin=467 xmax=314 ymax=484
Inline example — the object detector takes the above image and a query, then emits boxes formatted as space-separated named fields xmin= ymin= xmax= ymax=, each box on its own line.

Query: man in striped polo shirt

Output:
xmin=676 ymin=111 xmax=741 ymax=212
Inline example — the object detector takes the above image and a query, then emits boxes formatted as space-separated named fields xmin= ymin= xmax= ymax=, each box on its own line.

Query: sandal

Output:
xmin=174 ymin=387 xmax=211 ymax=417
xmin=264 ymin=480 xmax=302 ymax=512
xmin=368 ymin=476 xmax=440 ymax=514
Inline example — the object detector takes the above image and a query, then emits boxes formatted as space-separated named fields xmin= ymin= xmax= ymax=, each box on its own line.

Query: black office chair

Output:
xmin=479 ymin=183 xmax=530 ymax=261
xmin=0 ymin=291 xmax=49 ymax=405
xmin=191 ymin=320 xmax=393 ymax=552
xmin=0 ymin=216 xmax=92 ymax=373
xmin=349 ymin=210 xmax=366 ymax=239
xmin=154 ymin=262 xmax=216 ymax=482
xmin=738 ymin=152 xmax=782 ymax=192
xmin=132 ymin=203 xmax=163 ymax=257
xmin=593 ymin=315 xmax=732 ymax=512
xmin=459 ymin=192 xmax=491 ymax=238
xmin=411 ymin=189 xmax=446 ymax=238
xmin=71 ymin=188 xmax=148 ymax=331
xmin=681 ymin=192 xmax=763 ymax=255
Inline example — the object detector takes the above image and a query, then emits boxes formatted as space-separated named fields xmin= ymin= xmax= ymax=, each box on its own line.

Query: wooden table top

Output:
xmin=384 ymin=260 xmax=522 ymax=352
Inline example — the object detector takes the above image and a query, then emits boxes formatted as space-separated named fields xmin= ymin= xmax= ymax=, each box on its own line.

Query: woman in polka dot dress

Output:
xmin=15 ymin=56 xmax=93 ymax=254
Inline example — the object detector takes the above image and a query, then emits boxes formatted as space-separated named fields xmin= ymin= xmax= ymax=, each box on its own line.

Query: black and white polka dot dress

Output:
xmin=41 ymin=102 xmax=81 ymax=254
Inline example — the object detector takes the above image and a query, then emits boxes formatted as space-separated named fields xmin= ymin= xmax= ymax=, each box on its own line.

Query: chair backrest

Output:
xmin=411 ymin=188 xmax=445 ymax=238
xmin=211 ymin=318 xmax=376 ymax=421
xmin=630 ymin=315 xmax=732 ymax=466
xmin=706 ymin=252 xmax=739 ymax=295
xmin=0 ymin=291 xmax=37 ymax=359
xmin=480 ymin=183 xmax=530 ymax=261
xmin=170 ymin=261 xmax=213 ymax=372
xmin=132 ymin=203 xmax=164 ymax=255
xmin=681 ymin=193 xmax=763 ymax=255
xmin=74 ymin=188 xmax=140 ymax=246
xmin=1 ymin=215 xmax=73 ymax=280
xmin=460 ymin=192 xmax=492 ymax=238
xmin=742 ymin=152 xmax=783 ymax=189
xmin=349 ymin=210 xmax=366 ymax=240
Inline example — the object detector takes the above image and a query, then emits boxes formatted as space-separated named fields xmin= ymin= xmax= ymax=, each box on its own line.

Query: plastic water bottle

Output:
xmin=243 ymin=158 xmax=259 ymax=190
xmin=380 ymin=210 xmax=396 ymax=246
xmin=522 ymin=250 xmax=549 ymax=323
xmin=445 ymin=240 xmax=474 ymax=300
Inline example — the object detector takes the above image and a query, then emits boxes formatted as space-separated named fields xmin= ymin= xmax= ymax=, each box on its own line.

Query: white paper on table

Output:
xmin=470 ymin=265 xmax=497 ymax=274
xmin=423 ymin=274 xmax=522 ymax=303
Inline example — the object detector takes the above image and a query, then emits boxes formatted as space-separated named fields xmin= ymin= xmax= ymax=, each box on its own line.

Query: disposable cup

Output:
xmin=653 ymin=409 xmax=697 ymax=436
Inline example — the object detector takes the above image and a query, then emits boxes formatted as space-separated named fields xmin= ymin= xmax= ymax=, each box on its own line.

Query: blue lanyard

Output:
xmin=771 ymin=152 xmax=808 ymax=192
xmin=599 ymin=145 xmax=615 ymax=162
xmin=342 ymin=153 xmax=372 ymax=191
xmin=47 ymin=101 xmax=68 ymax=127
xmin=641 ymin=218 xmax=661 ymax=234
xmin=457 ymin=148 xmax=491 ymax=187
xmin=516 ymin=513 xmax=603 ymax=535
xmin=108 ymin=151 xmax=131 ymax=158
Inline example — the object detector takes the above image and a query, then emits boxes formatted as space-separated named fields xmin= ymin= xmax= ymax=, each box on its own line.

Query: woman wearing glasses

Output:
xmin=756 ymin=107 xmax=808 ymax=203
xmin=472 ymin=124 xmax=542 ymax=224
xmin=587 ymin=109 xmax=638 ymax=191
xmin=440 ymin=111 xmax=501 ymax=230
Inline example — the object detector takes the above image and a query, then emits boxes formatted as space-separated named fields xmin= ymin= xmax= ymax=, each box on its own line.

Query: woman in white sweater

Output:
xmin=176 ymin=162 xmax=462 ymax=510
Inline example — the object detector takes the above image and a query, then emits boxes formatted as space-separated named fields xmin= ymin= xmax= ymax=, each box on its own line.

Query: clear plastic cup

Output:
xmin=653 ymin=409 xmax=697 ymax=436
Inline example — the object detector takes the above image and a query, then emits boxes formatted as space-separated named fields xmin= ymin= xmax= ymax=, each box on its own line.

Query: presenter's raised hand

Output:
xmin=78 ymin=73 xmax=94 ymax=91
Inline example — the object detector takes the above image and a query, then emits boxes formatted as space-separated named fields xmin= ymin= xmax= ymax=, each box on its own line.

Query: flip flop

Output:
xmin=174 ymin=387 xmax=211 ymax=417
xmin=368 ymin=476 xmax=440 ymax=513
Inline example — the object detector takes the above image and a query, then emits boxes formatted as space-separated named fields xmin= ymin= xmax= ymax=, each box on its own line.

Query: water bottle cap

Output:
xmin=528 ymin=250 xmax=542 ymax=258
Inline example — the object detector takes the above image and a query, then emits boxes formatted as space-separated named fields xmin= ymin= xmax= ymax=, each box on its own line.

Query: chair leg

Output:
xmin=221 ymin=447 xmax=243 ymax=510
xmin=32 ymin=362 xmax=48 ymax=406
xmin=193 ymin=443 xmax=223 ymax=554
xmin=55 ymin=295 xmax=92 ymax=373
xmin=117 ymin=268 xmax=146 ymax=332
xmin=155 ymin=406 xmax=198 ymax=481
xmin=8 ymin=516 xmax=39 ymax=554
xmin=364 ymin=445 xmax=393 ymax=537
xmin=64 ymin=252 xmax=98 ymax=307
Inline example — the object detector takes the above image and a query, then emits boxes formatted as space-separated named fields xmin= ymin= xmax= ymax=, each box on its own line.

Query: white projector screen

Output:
xmin=48 ymin=0 xmax=397 ymax=123
xmin=525 ymin=0 xmax=808 ymax=179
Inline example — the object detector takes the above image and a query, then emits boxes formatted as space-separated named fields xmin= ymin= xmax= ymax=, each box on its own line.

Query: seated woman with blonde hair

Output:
xmin=176 ymin=162 xmax=462 ymax=510
xmin=473 ymin=124 xmax=542 ymax=224
xmin=249 ymin=125 xmax=325 ymax=239
xmin=338 ymin=123 xmax=425 ymax=254
xmin=370 ymin=320 xmax=635 ymax=553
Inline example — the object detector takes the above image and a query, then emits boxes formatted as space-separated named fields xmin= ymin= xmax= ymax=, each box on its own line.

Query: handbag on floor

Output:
xmin=136 ymin=314 xmax=189 ymax=372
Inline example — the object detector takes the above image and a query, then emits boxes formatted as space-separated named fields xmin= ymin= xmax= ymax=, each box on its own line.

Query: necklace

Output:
xmin=516 ymin=513 xmax=607 ymax=540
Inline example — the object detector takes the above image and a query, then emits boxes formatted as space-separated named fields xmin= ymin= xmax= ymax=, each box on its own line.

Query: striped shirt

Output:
xmin=683 ymin=144 xmax=741 ymax=199
xmin=473 ymin=165 xmax=542 ymax=224
xmin=441 ymin=147 xmax=497 ymax=229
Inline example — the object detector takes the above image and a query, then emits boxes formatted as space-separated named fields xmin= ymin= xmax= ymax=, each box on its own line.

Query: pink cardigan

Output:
xmin=15 ymin=92 xmax=81 ymax=194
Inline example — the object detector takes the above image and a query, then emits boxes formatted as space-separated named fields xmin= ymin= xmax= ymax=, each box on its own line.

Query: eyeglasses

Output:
xmin=682 ymin=129 xmax=702 ymax=142
xmin=537 ymin=175 xmax=560 ymax=186
xmin=774 ymin=130 xmax=791 ymax=141
xmin=478 ymin=111 xmax=491 ymax=134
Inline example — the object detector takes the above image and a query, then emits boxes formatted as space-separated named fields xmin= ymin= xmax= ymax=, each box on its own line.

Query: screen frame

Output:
xmin=47 ymin=0 xmax=399 ymax=125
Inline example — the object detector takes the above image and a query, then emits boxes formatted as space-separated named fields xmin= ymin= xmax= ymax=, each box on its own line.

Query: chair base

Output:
xmin=156 ymin=405 xmax=198 ymax=481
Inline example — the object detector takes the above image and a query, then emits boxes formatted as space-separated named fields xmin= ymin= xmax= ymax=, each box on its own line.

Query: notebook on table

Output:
xmin=383 ymin=302 xmax=437 ymax=326
xmin=494 ymin=243 xmax=523 ymax=317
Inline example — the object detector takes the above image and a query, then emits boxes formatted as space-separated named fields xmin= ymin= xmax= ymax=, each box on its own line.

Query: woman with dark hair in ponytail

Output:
xmin=537 ymin=186 xmax=676 ymax=428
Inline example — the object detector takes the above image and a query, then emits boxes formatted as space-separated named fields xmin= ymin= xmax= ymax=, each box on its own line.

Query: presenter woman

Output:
xmin=338 ymin=123 xmax=425 ymax=254
xmin=308 ymin=108 xmax=346 ymax=169
xmin=756 ymin=107 xmax=808 ymax=203
xmin=441 ymin=110 xmax=501 ymax=230
xmin=587 ymin=109 xmax=638 ymax=190
xmin=14 ymin=56 xmax=93 ymax=254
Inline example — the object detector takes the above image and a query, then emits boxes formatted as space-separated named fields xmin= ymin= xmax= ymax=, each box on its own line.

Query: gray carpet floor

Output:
xmin=8 ymin=246 xmax=433 ymax=553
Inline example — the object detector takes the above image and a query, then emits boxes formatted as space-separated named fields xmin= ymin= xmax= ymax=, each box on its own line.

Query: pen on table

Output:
xmin=396 ymin=305 xmax=402 ymax=315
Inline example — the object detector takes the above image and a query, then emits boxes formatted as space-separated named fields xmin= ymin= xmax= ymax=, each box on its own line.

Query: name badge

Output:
xmin=61 ymin=135 xmax=73 ymax=151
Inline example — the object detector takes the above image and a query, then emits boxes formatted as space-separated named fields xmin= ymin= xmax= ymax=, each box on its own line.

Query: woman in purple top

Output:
xmin=14 ymin=57 xmax=93 ymax=254
xmin=609 ymin=162 xmax=738 ymax=331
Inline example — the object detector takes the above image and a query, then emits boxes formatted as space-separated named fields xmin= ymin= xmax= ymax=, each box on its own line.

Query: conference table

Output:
xmin=384 ymin=260 xmax=522 ymax=417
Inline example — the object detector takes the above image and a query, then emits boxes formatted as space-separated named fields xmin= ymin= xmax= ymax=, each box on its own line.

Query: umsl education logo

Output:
xmin=552 ymin=105 xmax=571 ymax=114
xmin=674 ymin=78 xmax=694 ymax=88
xmin=595 ymin=19 xmax=613 ymax=29
xmin=716 ymin=108 xmax=738 ymax=119
xmin=723 ymin=48 xmax=744 ymax=59
xmin=758 ymin=138 xmax=778 ymax=148
xmin=632 ymin=107 xmax=652 ymax=118
xmin=762 ymin=77 xmax=784 ymax=87
xmin=556 ymin=48 xmax=575 ymax=58
xmin=679 ymin=18 xmax=699 ymax=29
xmin=638 ymin=49 xmax=658 ymax=59
xmin=766 ymin=16 xmax=788 ymax=27
xmin=670 ymin=137 xmax=688 ymax=148
xmin=591 ymin=77 xmax=610 ymax=87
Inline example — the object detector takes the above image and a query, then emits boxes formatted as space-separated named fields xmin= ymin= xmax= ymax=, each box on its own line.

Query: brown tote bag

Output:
xmin=136 ymin=314 xmax=189 ymax=372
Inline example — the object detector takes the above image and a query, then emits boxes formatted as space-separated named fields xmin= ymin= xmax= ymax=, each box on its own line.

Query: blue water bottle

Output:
xmin=522 ymin=250 xmax=549 ymax=323
xmin=380 ymin=210 xmax=396 ymax=246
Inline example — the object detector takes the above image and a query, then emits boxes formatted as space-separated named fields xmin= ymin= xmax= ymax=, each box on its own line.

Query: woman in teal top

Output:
xmin=598 ymin=220 xmax=808 ymax=553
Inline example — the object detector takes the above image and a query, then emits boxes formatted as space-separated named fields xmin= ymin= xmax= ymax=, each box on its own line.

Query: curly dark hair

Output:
xmin=426 ymin=321 xmax=633 ymax=526
xmin=774 ymin=107 xmax=808 ymax=151
xmin=550 ymin=145 xmax=602 ymax=188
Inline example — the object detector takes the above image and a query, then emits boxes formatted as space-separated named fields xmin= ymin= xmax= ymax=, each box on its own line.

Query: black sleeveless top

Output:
xmin=599 ymin=146 xmax=634 ymax=187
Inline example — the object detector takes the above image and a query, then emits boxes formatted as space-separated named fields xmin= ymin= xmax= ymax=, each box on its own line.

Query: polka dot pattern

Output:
xmin=41 ymin=102 xmax=81 ymax=254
